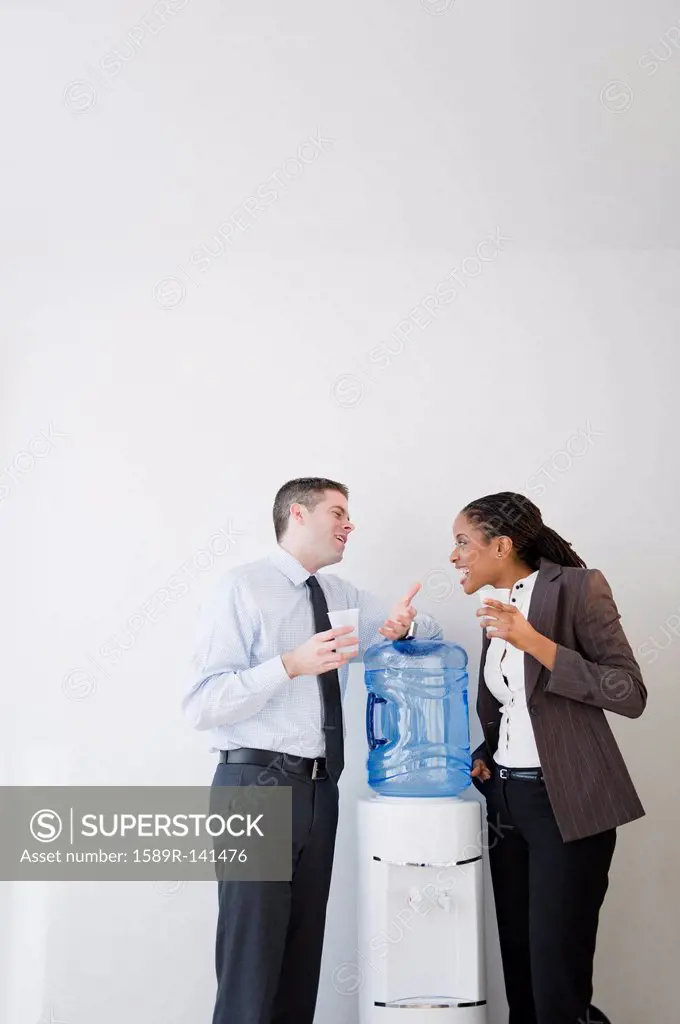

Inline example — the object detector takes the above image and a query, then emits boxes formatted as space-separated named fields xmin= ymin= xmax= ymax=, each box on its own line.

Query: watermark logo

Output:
xmin=599 ymin=17 xmax=680 ymax=114
xmin=152 ymin=879 xmax=186 ymax=897
xmin=421 ymin=0 xmax=456 ymax=15
xmin=153 ymin=276 xmax=186 ymax=310
xmin=62 ymin=668 xmax=98 ymax=702
xmin=331 ymin=374 xmax=365 ymax=408
xmin=600 ymin=81 xmax=634 ymax=113
xmin=524 ymin=422 xmax=604 ymax=498
xmin=0 ymin=422 xmax=68 ymax=504
xmin=63 ymin=0 xmax=194 ymax=116
xmin=154 ymin=131 xmax=334 ymax=307
xmin=3 ymin=786 xmax=292 ymax=882
xmin=637 ymin=605 xmax=680 ymax=666
xmin=422 ymin=569 xmax=456 ymax=603
xmin=63 ymin=81 xmax=97 ymax=113
xmin=332 ymin=960 xmax=365 ymax=995
xmin=30 ymin=810 xmax=63 ymax=843
xmin=601 ymin=668 xmax=634 ymax=702
xmin=61 ymin=521 xmax=244 ymax=700
xmin=332 ymin=228 xmax=511 ymax=408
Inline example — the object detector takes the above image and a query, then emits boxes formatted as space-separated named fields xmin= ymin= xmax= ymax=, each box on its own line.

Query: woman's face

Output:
xmin=450 ymin=512 xmax=506 ymax=594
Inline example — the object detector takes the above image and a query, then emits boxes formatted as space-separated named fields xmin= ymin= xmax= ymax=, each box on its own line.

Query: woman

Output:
xmin=450 ymin=491 xmax=646 ymax=1024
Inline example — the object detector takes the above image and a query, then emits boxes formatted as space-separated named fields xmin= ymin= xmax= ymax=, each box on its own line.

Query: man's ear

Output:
xmin=289 ymin=502 xmax=305 ymax=527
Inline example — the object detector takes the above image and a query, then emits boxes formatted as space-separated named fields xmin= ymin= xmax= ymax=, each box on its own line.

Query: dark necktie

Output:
xmin=305 ymin=575 xmax=344 ymax=782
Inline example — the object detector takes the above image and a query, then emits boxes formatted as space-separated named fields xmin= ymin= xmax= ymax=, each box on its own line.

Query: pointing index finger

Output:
xmin=402 ymin=582 xmax=422 ymax=605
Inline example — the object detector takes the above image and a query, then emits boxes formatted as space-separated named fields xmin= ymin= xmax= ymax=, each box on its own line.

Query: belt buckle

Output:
xmin=311 ymin=759 xmax=320 ymax=780
xmin=499 ymin=768 xmax=509 ymax=780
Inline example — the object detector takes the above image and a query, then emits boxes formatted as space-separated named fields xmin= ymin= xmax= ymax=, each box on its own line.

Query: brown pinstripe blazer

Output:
xmin=472 ymin=558 xmax=647 ymax=842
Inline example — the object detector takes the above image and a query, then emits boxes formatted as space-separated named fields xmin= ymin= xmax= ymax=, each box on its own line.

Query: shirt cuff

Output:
xmin=245 ymin=655 xmax=292 ymax=696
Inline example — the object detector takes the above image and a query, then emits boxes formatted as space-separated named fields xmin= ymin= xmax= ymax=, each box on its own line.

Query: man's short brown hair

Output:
xmin=273 ymin=477 xmax=349 ymax=541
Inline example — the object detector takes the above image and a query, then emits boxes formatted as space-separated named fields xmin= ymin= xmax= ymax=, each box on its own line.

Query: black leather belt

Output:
xmin=219 ymin=747 xmax=327 ymax=780
xmin=497 ymin=766 xmax=543 ymax=782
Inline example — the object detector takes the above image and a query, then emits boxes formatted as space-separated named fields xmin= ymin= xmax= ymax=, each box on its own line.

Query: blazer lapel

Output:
xmin=477 ymin=630 xmax=492 ymax=712
xmin=477 ymin=628 xmax=501 ymax=744
xmin=524 ymin=558 xmax=562 ymax=704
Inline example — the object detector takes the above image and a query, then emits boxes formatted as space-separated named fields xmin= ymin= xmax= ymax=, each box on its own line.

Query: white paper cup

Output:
xmin=478 ymin=587 xmax=511 ymax=606
xmin=327 ymin=607 xmax=359 ymax=654
xmin=478 ymin=587 xmax=510 ymax=634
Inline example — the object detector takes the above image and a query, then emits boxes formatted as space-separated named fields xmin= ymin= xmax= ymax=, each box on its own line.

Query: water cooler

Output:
xmin=357 ymin=638 xmax=487 ymax=1024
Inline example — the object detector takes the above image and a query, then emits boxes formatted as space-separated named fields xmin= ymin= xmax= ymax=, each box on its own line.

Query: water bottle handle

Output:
xmin=367 ymin=693 xmax=388 ymax=750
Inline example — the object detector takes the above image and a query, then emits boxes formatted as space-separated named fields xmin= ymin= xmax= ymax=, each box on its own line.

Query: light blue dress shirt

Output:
xmin=183 ymin=545 xmax=443 ymax=757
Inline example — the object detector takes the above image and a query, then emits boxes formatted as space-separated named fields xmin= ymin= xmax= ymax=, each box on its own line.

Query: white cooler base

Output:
xmin=358 ymin=794 xmax=487 ymax=1024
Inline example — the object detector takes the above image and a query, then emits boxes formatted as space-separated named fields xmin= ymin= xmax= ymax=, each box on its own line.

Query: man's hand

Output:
xmin=282 ymin=626 xmax=356 ymax=679
xmin=471 ymin=758 xmax=492 ymax=782
xmin=379 ymin=583 xmax=422 ymax=641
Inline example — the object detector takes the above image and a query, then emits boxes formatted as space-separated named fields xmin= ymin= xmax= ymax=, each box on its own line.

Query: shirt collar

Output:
xmin=270 ymin=545 xmax=312 ymax=586
xmin=509 ymin=569 xmax=539 ymax=608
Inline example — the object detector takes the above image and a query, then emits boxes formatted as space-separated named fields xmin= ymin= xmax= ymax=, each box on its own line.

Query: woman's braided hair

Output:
xmin=461 ymin=491 xmax=586 ymax=570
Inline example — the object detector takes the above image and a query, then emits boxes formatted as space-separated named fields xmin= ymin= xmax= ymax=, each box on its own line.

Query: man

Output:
xmin=183 ymin=477 xmax=442 ymax=1024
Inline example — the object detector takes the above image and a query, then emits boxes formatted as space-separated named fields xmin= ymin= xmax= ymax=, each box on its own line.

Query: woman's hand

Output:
xmin=477 ymin=599 xmax=537 ymax=651
xmin=477 ymin=599 xmax=558 ymax=669
xmin=471 ymin=758 xmax=492 ymax=782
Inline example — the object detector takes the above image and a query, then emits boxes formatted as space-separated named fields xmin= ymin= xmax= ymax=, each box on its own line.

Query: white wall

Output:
xmin=2 ymin=0 xmax=679 ymax=1021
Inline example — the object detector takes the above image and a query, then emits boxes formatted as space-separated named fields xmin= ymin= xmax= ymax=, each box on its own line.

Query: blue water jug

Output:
xmin=364 ymin=637 xmax=471 ymax=797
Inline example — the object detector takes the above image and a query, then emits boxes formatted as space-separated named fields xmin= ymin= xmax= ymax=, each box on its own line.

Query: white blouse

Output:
xmin=482 ymin=570 xmax=541 ymax=768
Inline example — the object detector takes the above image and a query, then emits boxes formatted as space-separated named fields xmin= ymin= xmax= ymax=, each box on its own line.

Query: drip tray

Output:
xmin=370 ymin=999 xmax=488 ymax=1023
xmin=377 ymin=997 xmax=486 ymax=1008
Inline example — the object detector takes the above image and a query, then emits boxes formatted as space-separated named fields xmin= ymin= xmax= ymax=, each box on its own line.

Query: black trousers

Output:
xmin=211 ymin=760 xmax=339 ymax=1024
xmin=482 ymin=772 xmax=616 ymax=1024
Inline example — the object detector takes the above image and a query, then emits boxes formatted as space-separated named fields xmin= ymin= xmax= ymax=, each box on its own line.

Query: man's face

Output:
xmin=300 ymin=489 xmax=355 ymax=566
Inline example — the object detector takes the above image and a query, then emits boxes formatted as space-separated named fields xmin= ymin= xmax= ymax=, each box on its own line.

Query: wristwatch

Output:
xmin=401 ymin=620 xmax=417 ymax=640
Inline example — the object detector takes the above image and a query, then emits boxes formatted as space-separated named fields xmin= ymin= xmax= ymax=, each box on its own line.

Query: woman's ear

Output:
xmin=496 ymin=535 xmax=513 ymax=560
